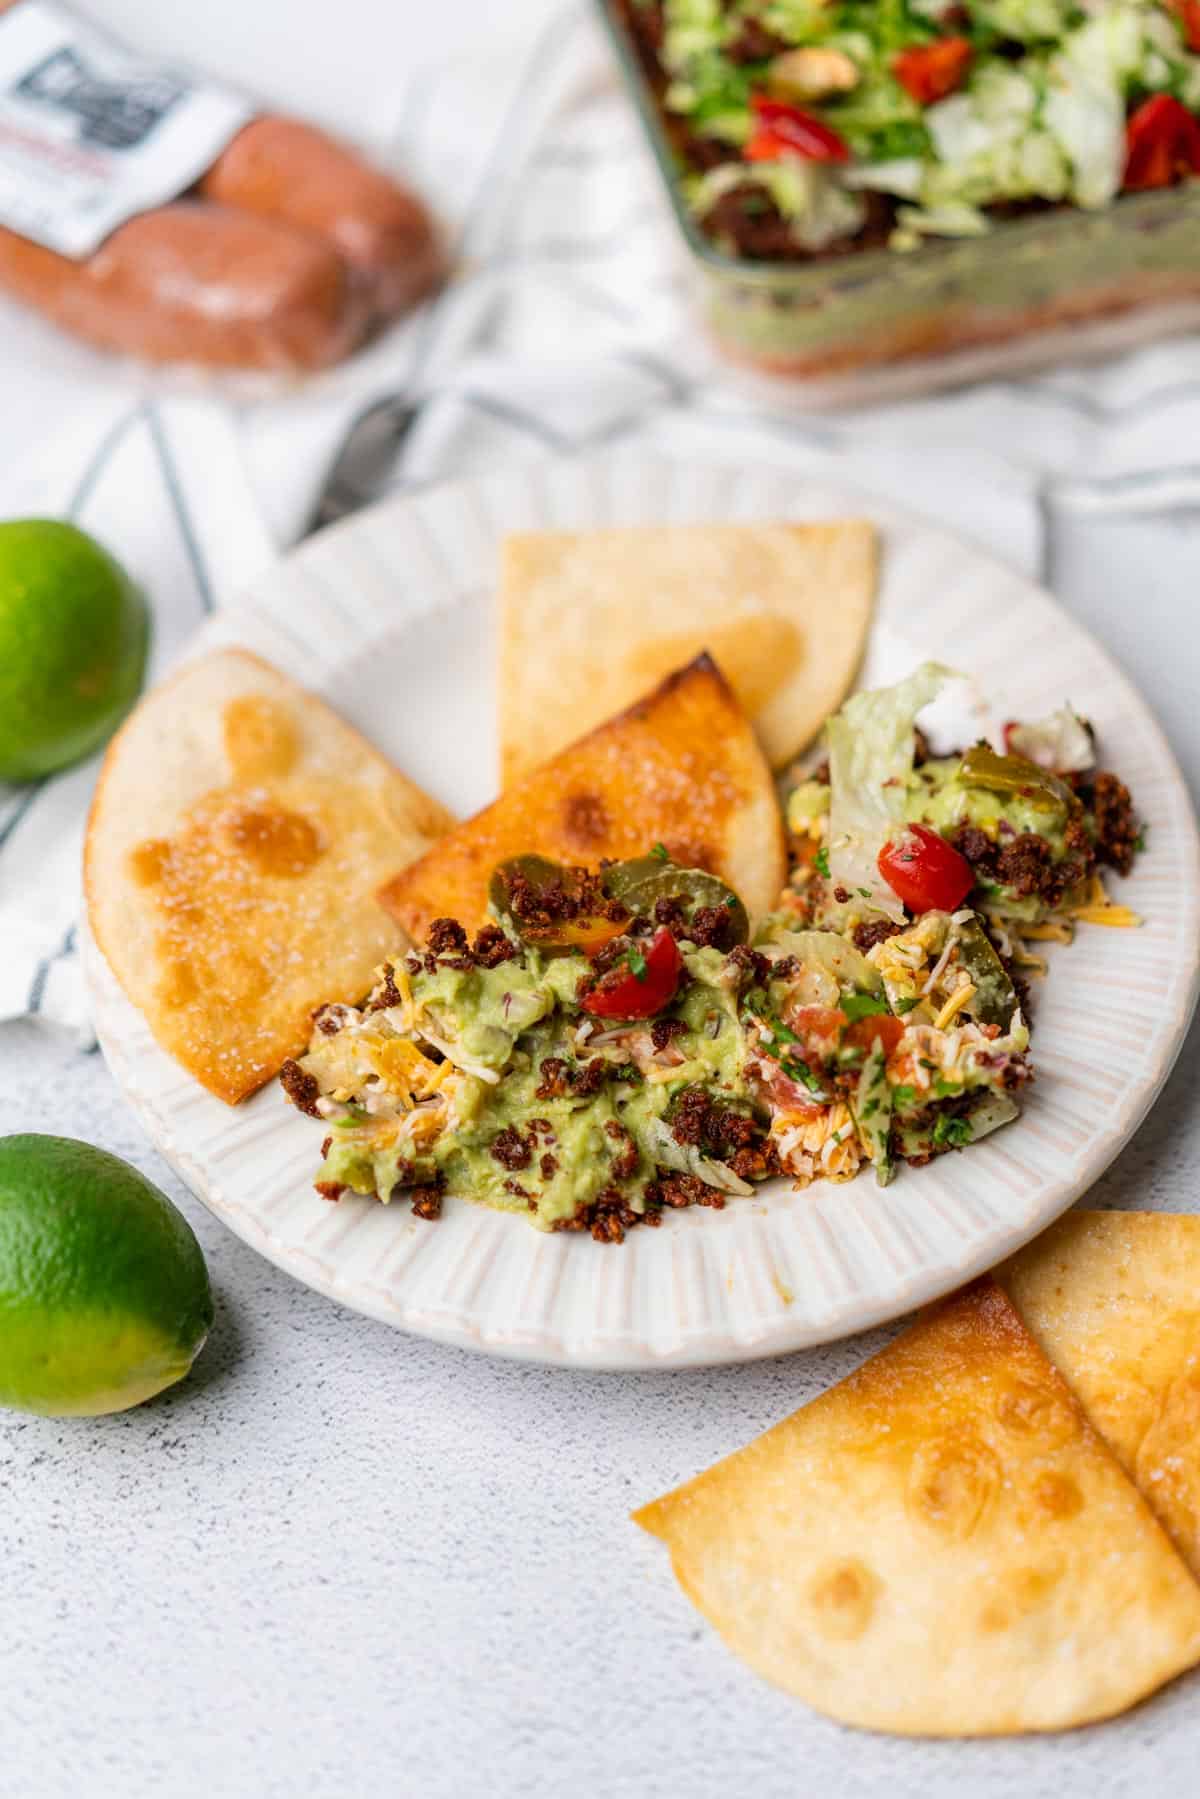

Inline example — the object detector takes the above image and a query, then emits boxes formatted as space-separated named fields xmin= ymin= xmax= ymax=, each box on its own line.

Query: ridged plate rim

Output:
xmin=85 ymin=452 xmax=1200 ymax=1369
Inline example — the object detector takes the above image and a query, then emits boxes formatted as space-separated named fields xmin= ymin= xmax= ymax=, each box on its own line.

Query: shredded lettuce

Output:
xmin=928 ymin=66 xmax=1040 ymax=164
xmin=826 ymin=662 xmax=955 ymax=924
xmin=1043 ymin=71 xmax=1125 ymax=207
xmin=1005 ymin=705 xmax=1095 ymax=773
xmin=662 ymin=0 xmax=726 ymax=72
xmin=824 ymin=66 xmax=929 ymax=161
xmin=639 ymin=1115 xmax=754 ymax=1196
xmin=844 ymin=156 xmax=925 ymax=197
xmin=667 ymin=0 xmax=1200 ymax=255
xmin=973 ymin=0 xmax=1075 ymax=43
xmin=757 ymin=925 xmax=884 ymax=1006
xmin=958 ymin=1090 xmax=1021 ymax=1141
xmin=919 ymin=66 xmax=1070 ymax=213
xmin=1041 ymin=6 xmax=1151 ymax=207
xmin=893 ymin=200 xmax=991 ymax=241
xmin=763 ymin=0 xmax=838 ymax=39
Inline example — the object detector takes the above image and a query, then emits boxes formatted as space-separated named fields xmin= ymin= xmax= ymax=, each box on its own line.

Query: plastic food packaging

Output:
xmin=598 ymin=0 xmax=1200 ymax=407
xmin=0 ymin=0 xmax=442 ymax=372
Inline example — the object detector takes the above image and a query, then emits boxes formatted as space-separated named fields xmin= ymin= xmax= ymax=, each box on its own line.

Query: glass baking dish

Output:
xmin=597 ymin=0 xmax=1200 ymax=403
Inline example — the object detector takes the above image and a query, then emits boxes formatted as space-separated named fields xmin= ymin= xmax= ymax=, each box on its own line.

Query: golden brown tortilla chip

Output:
xmin=634 ymin=1279 xmax=1200 ymax=1736
xmin=85 ymin=648 xmax=453 ymax=1104
xmin=379 ymin=654 xmax=786 ymax=941
xmin=497 ymin=521 xmax=876 ymax=784
xmin=1000 ymin=1210 xmax=1200 ymax=1582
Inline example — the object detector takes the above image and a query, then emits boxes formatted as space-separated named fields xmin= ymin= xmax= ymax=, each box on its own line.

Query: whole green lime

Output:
xmin=0 ymin=519 xmax=149 ymax=782
xmin=0 ymin=1135 xmax=213 ymax=1416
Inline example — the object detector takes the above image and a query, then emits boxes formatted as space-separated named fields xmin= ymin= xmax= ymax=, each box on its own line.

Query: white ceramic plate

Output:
xmin=86 ymin=453 xmax=1200 ymax=1369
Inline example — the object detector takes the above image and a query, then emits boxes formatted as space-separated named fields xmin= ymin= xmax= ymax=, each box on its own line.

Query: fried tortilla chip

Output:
xmin=634 ymin=1280 xmax=1200 ymax=1736
xmin=85 ymin=649 xmax=453 ymax=1104
xmin=379 ymin=654 xmax=786 ymax=940
xmin=1001 ymin=1210 xmax=1200 ymax=1582
xmin=497 ymin=521 xmax=876 ymax=784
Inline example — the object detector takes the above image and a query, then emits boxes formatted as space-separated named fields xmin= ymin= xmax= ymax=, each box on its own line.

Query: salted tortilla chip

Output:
xmin=379 ymin=654 xmax=786 ymax=940
xmin=497 ymin=521 xmax=876 ymax=784
xmin=1000 ymin=1210 xmax=1200 ymax=1582
xmin=85 ymin=649 xmax=453 ymax=1104
xmin=634 ymin=1279 xmax=1200 ymax=1736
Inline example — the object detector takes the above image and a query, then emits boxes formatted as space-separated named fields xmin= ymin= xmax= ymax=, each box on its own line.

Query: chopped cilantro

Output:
xmin=611 ymin=1062 xmax=643 ymax=1084
xmin=1134 ymin=828 xmax=1147 ymax=853
xmin=650 ymin=842 xmax=669 ymax=861
xmin=842 ymin=993 xmax=889 ymax=1022
xmin=857 ymin=887 xmax=872 ymax=899
xmin=933 ymin=1114 xmax=973 ymax=1149
xmin=724 ymin=894 xmax=738 ymax=909
xmin=891 ymin=1083 xmax=917 ymax=1108
xmin=782 ymin=1056 xmax=824 ymax=1095
xmin=627 ymin=944 xmax=649 ymax=981
xmin=894 ymin=996 xmax=919 ymax=1015
xmin=814 ymin=846 xmax=830 ymax=879
xmin=751 ymin=1011 xmax=800 ymax=1053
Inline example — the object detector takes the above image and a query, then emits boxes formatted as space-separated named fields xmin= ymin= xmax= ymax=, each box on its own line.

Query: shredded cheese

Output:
xmin=394 ymin=961 xmax=413 ymax=1002
xmin=1067 ymin=873 xmax=1141 ymax=927
xmin=922 ymin=931 xmax=958 ymax=997
xmin=1069 ymin=904 xmax=1142 ymax=927
xmin=1020 ymin=920 xmax=1075 ymax=943
xmin=933 ymin=983 xmax=976 ymax=1031
xmin=423 ymin=1057 xmax=458 ymax=1094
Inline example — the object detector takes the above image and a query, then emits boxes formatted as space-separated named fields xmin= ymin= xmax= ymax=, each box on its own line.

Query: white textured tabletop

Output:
xmin=0 ymin=512 xmax=1197 ymax=1799
xmin=3 ymin=1 xmax=1200 ymax=1793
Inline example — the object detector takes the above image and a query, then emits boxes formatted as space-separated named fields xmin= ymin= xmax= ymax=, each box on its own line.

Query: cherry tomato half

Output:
xmin=745 ymin=95 xmax=850 ymax=164
xmin=581 ymin=926 xmax=683 ymax=1020
xmin=878 ymin=824 xmax=974 ymax=915
xmin=892 ymin=37 xmax=972 ymax=105
xmin=1167 ymin=0 xmax=1200 ymax=54
xmin=1124 ymin=94 xmax=1200 ymax=192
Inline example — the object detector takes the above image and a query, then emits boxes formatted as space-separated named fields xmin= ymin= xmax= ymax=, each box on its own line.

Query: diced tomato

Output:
xmin=878 ymin=824 xmax=974 ymax=914
xmin=843 ymin=1013 xmax=906 ymax=1058
xmin=581 ymin=926 xmax=682 ymax=1020
xmin=892 ymin=37 xmax=972 ymax=105
xmin=782 ymin=1003 xmax=848 ymax=1059
xmin=1167 ymin=0 xmax=1200 ymax=53
xmin=772 ymin=1002 xmax=906 ymax=1071
xmin=786 ymin=1004 xmax=847 ymax=1036
xmin=1124 ymin=94 xmax=1200 ymax=192
xmin=745 ymin=94 xmax=850 ymax=164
